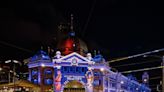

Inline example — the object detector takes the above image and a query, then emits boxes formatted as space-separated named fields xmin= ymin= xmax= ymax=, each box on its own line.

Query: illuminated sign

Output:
xmin=64 ymin=75 xmax=85 ymax=81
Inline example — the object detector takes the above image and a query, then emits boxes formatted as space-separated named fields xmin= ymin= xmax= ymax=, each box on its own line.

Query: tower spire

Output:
xmin=69 ymin=14 xmax=75 ymax=37
xmin=70 ymin=14 xmax=74 ymax=32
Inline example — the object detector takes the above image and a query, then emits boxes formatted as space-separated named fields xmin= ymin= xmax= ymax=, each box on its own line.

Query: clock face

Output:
xmin=71 ymin=58 xmax=78 ymax=65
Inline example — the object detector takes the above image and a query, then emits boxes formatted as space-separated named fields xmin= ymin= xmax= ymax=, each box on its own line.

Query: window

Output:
xmin=44 ymin=78 xmax=53 ymax=85
xmin=81 ymin=67 xmax=85 ymax=72
xmin=61 ymin=66 xmax=87 ymax=74
xmin=93 ymin=79 xmax=100 ymax=86
xmin=64 ymin=67 xmax=68 ymax=72
xmin=44 ymin=69 xmax=52 ymax=75
xmin=94 ymin=71 xmax=101 ymax=76
xmin=32 ymin=69 xmax=38 ymax=76
xmin=105 ymin=78 xmax=108 ymax=87
xmin=32 ymin=79 xmax=38 ymax=84
xmin=75 ymin=67 xmax=80 ymax=73
xmin=69 ymin=67 xmax=75 ymax=73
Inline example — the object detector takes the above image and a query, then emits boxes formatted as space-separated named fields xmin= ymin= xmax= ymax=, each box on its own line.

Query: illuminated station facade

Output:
xmin=27 ymin=15 xmax=151 ymax=92
xmin=27 ymin=36 xmax=151 ymax=92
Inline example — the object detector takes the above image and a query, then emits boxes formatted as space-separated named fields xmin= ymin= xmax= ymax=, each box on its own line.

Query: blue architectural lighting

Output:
xmin=28 ymin=51 xmax=151 ymax=92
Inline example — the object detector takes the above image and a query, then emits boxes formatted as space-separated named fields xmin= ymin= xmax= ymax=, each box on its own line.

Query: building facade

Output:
xmin=28 ymin=14 xmax=151 ymax=92
xmin=28 ymin=50 xmax=151 ymax=92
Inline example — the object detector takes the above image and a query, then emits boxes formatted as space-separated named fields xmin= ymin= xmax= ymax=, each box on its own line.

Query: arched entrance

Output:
xmin=63 ymin=80 xmax=85 ymax=92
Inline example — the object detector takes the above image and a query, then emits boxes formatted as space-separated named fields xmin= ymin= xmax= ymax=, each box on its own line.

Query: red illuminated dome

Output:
xmin=57 ymin=36 xmax=88 ymax=56
xmin=60 ymin=38 xmax=74 ymax=55
xmin=57 ymin=14 xmax=88 ymax=55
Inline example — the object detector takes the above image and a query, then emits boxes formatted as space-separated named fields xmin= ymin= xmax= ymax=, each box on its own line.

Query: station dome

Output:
xmin=57 ymin=34 xmax=88 ymax=56
xmin=57 ymin=14 xmax=88 ymax=56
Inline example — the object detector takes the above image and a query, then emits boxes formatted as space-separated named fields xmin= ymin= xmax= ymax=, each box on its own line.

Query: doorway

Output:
xmin=63 ymin=80 xmax=85 ymax=92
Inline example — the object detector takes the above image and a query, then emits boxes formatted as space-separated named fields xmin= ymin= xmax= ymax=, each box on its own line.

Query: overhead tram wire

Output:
xmin=112 ymin=59 xmax=161 ymax=68
xmin=0 ymin=40 xmax=34 ymax=54
xmin=121 ymin=66 xmax=164 ymax=73
xmin=108 ymin=48 xmax=164 ymax=63
xmin=81 ymin=0 xmax=97 ymax=37
xmin=148 ymin=76 xmax=161 ymax=80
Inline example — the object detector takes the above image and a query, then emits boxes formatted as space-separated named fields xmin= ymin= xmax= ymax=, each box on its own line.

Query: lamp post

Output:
xmin=5 ymin=60 xmax=21 ymax=92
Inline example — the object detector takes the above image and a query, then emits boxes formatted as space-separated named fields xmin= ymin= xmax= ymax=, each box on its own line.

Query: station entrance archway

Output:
xmin=63 ymin=80 xmax=85 ymax=92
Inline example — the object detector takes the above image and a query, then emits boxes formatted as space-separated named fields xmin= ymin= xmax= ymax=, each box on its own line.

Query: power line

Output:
xmin=108 ymin=48 xmax=164 ymax=63
xmin=0 ymin=40 xmax=33 ymax=53
xmin=82 ymin=0 xmax=97 ymax=37
xmin=149 ymin=76 xmax=161 ymax=80
xmin=112 ymin=59 xmax=160 ymax=68
xmin=121 ymin=66 xmax=164 ymax=73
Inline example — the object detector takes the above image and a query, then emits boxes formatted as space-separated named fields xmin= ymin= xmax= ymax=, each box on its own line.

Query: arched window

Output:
xmin=93 ymin=79 xmax=100 ymax=86
xmin=44 ymin=69 xmax=52 ymax=75
xmin=94 ymin=71 xmax=101 ymax=76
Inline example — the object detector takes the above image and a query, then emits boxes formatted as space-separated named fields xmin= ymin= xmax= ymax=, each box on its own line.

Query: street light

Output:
xmin=100 ymin=68 xmax=104 ymax=72
xmin=120 ymin=80 xmax=124 ymax=84
xmin=144 ymin=55 xmax=164 ymax=92
xmin=0 ymin=67 xmax=2 ymax=71
xmin=5 ymin=60 xmax=21 ymax=92
xmin=41 ymin=63 xmax=45 ymax=67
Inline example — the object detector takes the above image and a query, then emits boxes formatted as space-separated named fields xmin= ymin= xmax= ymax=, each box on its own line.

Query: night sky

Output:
xmin=0 ymin=0 xmax=163 ymax=91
